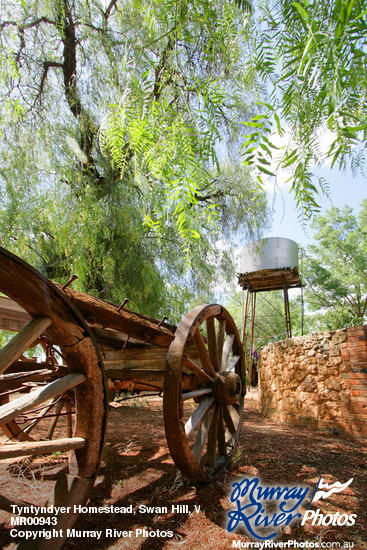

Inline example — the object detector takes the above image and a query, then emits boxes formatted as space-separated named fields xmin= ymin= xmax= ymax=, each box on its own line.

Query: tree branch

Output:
xmin=195 ymin=189 xmax=225 ymax=202
xmin=38 ymin=61 xmax=63 ymax=99
xmin=0 ymin=17 xmax=55 ymax=31
xmin=104 ymin=0 xmax=120 ymax=19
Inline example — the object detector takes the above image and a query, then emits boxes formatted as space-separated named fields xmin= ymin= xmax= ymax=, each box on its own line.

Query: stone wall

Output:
xmin=258 ymin=326 xmax=367 ymax=438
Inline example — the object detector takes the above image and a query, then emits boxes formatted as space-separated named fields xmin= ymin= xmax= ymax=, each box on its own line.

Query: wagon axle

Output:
xmin=214 ymin=371 xmax=242 ymax=406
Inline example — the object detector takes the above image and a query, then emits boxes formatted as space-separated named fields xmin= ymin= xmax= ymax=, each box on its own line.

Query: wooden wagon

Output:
xmin=0 ymin=246 xmax=245 ymax=549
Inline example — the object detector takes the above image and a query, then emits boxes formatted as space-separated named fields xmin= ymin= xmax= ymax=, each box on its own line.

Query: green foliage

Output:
xmin=0 ymin=0 xmax=268 ymax=319
xmin=99 ymin=0 xmax=258 ymax=259
xmin=303 ymin=202 xmax=367 ymax=329
xmin=240 ymin=0 xmax=367 ymax=217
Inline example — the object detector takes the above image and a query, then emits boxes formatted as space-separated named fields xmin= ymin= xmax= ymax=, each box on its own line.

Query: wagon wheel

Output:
xmin=0 ymin=337 xmax=73 ymax=442
xmin=0 ymin=246 xmax=108 ymax=550
xmin=163 ymin=304 xmax=245 ymax=482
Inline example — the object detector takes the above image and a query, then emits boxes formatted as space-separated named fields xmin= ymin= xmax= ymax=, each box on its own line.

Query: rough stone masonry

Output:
xmin=258 ymin=326 xmax=367 ymax=437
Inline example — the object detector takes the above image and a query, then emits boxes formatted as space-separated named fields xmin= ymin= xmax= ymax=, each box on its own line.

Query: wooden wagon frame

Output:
xmin=0 ymin=246 xmax=245 ymax=549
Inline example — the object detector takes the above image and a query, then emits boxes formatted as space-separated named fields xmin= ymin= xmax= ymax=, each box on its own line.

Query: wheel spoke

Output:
xmin=45 ymin=399 xmax=65 ymax=439
xmin=192 ymin=329 xmax=216 ymax=377
xmin=192 ymin=409 xmax=212 ymax=462
xmin=0 ymin=317 xmax=52 ymax=376
xmin=217 ymin=406 xmax=227 ymax=456
xmin=0 ymin=437 xmax=86 ymax=459
xmin=19 ymin=398 xmax=60 ymax=438
xmin=0 ymin=372 xmax=86 ymax=425
xmin=205 ymin=405 xmax=220 ymax=467
xmin=221 ymin=334 xmax=235 ymax=370
xmin=206 ymin=317 xmax=219 ymax=371
xmin=65 ymin=400 xmax=73 ymax=438
xmin=216 ymin=319 xmax=226 ymax=365
xmin=164 ymin=304 xmax=244 ymax=482
xmin=185 ymin=396 xmax=214 ymax=437
xmin=221 ymin=354 xmax=240 ymax=373
xmin=222 ymin=403 xmax=239 ymax=434
xmin=183 ymin=356 xmax=213 ymax=383
xmin=182 ymin=388 xmax=213 ymax=401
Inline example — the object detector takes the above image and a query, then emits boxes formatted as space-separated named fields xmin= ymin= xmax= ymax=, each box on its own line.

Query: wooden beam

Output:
xmin=0 ymin=369 xmax=56 ymax=391
xmin=0 ymin=437 xmax=86 ymax=459
xmin=57 ymin=285 xmax=175 ymax=347
xmin=0 ymin=317 xmax=52 ymax=376
xmin=0 ymin=373 xmax=86 ymax=425
xmin=0 ymin=296 xmax=30 ymax=332
xmin=103 ymin=358 xmax=166 ymax=372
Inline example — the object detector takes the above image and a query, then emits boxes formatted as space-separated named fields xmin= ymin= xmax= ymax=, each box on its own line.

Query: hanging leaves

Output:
xmin=239 ymin=0 xmax=367 ymax=217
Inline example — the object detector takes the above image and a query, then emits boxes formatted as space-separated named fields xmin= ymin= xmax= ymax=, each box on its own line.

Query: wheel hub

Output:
xmin=214 ymin=371 xmax=242 ymax=405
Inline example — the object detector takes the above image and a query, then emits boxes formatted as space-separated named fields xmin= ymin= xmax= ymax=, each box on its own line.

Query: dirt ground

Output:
xmin=1 ymin=389 xmax=367 ymax=549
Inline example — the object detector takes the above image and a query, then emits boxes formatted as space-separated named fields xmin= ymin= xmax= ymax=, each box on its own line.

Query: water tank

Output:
xmin=240 ymin=237 xmax=298 ymax=273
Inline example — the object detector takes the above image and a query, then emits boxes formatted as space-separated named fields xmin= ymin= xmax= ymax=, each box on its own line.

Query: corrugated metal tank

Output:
xmin=240 ymin=237 xmax=298 ymax=273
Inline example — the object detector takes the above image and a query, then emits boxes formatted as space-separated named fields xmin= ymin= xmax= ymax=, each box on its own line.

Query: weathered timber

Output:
xmin=216 ymin=319 xmax=226 ymax=365
xmin=45 ymin=400 xmax=65 ymax=440
xmin=185 ymin=396 xmax=214 ymax=436
xmin=0 ymin=437 xmax=86 ymax=459
xmin=0 ymin=373 xmax=86 ymax=425
xmin=183 ymin=356 xmax=213 ymax=383
xmin=0 ymin=317 xmax=52 ymax=376
xmin=192 ymin=329 xmax=216 ymax=378
xmin=102 ymin=345 xmax=170 ymax=361
xmin=223 ymin=355 xmax=241 ymax=373
xmin=105 ymin=369 xmax=193 ymax=391
xmin=91 ymin=326 xmax=147 ymax=348
xmin=221 ymin=334 xmax=235 ymax=371
xmin=206 ymin=317 xmax=220 ymax=372
xmin=57 ymin=285 xmax=175 ymax=347
xmin=103 ymin=359 xmax=166 ymax=372
xmin=164 ymin=304 xmax=244 ymax=482
xmin=0 ymin=369 xmax=56 ymax=391
xmin=182 ymin=388 xmax=213 ymax=401
xmin=0 ymin=295 xmax=30 ymax=332
xmin=0 ymin=245 xmax=108 ymax=547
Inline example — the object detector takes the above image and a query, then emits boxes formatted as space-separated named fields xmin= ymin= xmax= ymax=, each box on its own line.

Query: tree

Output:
xmin=240 ymin=0 xmax=367 ymax=217
xmin=303 ymin=202 xmax=367 ymax=329
xmin=0 ymin=0 xmax=268 ymax=320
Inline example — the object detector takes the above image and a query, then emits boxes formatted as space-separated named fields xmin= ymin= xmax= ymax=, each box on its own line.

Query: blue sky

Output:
xmin=266 ymin=164 xmax=366 ymax=248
